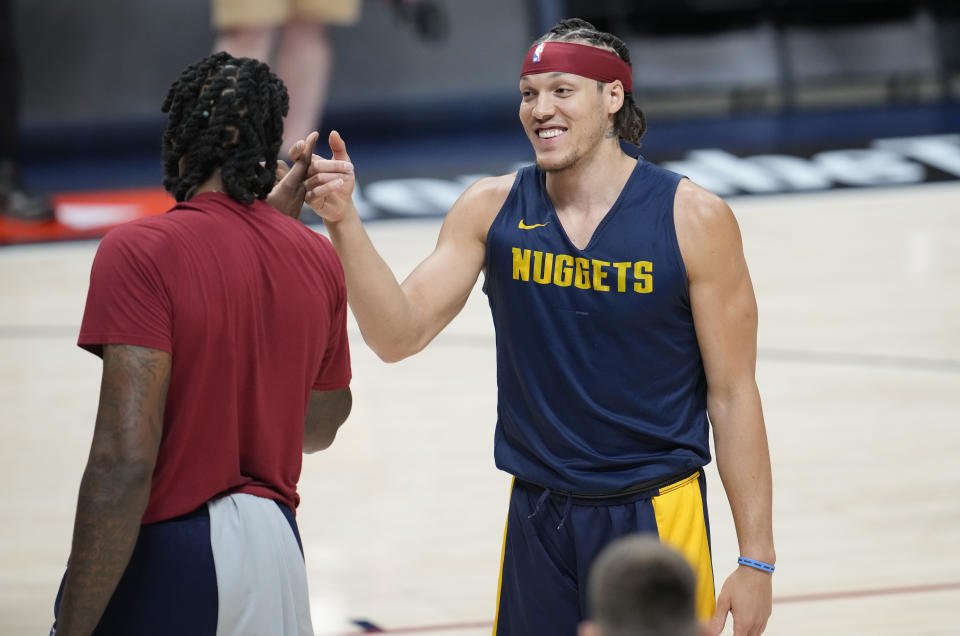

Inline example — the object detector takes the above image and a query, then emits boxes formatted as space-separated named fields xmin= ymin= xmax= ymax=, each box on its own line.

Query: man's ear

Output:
xmin=578 ymin=620 xmax=601 ymax=636
xmin=607 ymin=81 xmax=625 ymax=115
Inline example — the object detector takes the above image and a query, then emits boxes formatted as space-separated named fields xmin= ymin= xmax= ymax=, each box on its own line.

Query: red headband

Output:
xmin=520 ymin=41 xmax=633 ymax=94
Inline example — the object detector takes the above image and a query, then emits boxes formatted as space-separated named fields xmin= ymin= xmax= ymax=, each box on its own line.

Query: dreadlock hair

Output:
xmin=533 ymin=18 xmax=646 ymax=146
xmin=161 ymin=52 xmax=289 ymax=204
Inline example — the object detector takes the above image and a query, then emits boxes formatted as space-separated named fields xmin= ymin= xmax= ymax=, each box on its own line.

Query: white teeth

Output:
xmin=538 ymin=128 xmax=565 ymax=139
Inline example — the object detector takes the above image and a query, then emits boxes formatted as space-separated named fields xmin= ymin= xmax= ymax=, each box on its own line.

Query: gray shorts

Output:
xmin=208 ymin=493 xmax=315 ymax=636
xmin=54 ymin=493 xmax=313 ymax=635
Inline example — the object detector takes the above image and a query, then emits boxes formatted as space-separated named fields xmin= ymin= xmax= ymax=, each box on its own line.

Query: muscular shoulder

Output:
xmin=673 ymin=178 xmax=743 ymax=278
xmin=444 ymin=173 xmax=518 ymax=242
xmin=674 ymin=178 xmax=737 ymax=235
xmin=458 ymin=173 xmax=517 ymax=213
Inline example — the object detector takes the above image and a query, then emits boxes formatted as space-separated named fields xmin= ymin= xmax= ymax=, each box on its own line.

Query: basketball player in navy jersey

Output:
xmin=296 ymin=18 xmax=774 ymax=636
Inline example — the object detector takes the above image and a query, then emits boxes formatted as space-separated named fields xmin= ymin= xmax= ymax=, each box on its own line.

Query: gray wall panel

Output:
xmin=15 ymin=0 xmax=530 ymax=126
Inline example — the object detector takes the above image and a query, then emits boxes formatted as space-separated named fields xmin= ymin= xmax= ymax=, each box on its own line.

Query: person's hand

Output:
xmin=266 ymin=131 xmax=320 ymax=219
xmin=706 ymin=566 xmax=771 ymax=635
xmin=302 ymin=130 xmax=356 ymax=224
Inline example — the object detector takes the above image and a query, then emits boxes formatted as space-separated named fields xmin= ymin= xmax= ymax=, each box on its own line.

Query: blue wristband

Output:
xmin=738 ymin=557 xmax=775 ymax=573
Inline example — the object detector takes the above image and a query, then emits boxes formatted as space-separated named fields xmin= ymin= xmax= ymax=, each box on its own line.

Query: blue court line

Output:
xmin=351 ymin=619 xmax=386 ymax=632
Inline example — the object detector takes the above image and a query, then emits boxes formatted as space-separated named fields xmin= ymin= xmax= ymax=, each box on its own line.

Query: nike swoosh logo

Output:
xmin=518 ymin=219 xmax=549 ymax=230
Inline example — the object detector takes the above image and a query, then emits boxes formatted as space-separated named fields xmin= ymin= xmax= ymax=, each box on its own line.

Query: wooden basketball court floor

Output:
xmin=1 ymin=181 xmax=958 ymax=635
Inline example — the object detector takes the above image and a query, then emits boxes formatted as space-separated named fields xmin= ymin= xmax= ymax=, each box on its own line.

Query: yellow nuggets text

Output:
xmin=511 ymin=248 xmax=653 ymax=293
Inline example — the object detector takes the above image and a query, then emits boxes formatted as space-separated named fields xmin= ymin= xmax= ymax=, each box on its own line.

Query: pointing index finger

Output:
xmin=328 ymin=130 xmax=351 ymax=163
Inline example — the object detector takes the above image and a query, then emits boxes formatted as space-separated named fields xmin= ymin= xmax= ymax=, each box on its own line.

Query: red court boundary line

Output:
xmin=773 ymin=580 xmax=960 ymax=604
xmin=323 ymin=581 xmax=960 ymax=635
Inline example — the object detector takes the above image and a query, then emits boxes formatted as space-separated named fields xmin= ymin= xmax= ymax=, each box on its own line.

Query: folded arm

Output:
xmin=56 ymin=344 xmax=169 ymax=636
xmin=303 ymin=387 xmax=352 ymax=452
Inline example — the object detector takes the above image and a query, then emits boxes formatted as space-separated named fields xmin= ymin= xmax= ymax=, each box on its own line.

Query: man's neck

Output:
xmin=187 ymin=170 xmax=225 ymax=199
xmin=545 ymin=143 xmax=636 ymax=217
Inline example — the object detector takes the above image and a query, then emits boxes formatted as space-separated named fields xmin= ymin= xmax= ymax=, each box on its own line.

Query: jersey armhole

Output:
xmin=667 ymin=176 xmax=692 ymax=308
xmin=482 ymin=168 xmax=527 ymax=291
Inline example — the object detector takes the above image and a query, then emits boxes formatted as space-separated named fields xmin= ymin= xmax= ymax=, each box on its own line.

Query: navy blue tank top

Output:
xmin=483 ymin=157 xmax=710 ymax=494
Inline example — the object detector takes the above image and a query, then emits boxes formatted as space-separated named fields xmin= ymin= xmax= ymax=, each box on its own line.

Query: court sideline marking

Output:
xmin=331 ymin=580 xmax=960 ymax=635
xmin=3 ymin=326 xmax=958 ymax=375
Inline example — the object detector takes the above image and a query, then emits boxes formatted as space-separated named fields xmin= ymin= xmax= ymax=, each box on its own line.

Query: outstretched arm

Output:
xmin=55 ymin=344 xmax=170 ymax=636
xmin=300 ymin=131 xmax=511 ymax=362
xmin=676 ymin=180 xmax=774 ymax=636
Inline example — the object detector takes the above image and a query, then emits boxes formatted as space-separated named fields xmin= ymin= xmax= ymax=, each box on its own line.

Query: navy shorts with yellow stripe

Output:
xmin=493 ymin=469 xmax=715 ymax=636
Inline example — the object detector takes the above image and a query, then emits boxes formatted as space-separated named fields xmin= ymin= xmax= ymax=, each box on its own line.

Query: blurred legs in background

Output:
xmin=0 ymin=0 xmax=53 ymax=222
xmin=212 ymin=0 xmax=360 ymax=157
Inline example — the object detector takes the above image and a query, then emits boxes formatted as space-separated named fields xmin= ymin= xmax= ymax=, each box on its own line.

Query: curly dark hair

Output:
xmin=534 ymin=18 xmax=646 ymax=146
xmin=161 ymin=52 xmax=289 ymax=204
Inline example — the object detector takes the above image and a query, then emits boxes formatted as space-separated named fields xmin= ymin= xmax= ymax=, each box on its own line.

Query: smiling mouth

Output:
xmin=537 ymin=128 xmax=566 ymax=139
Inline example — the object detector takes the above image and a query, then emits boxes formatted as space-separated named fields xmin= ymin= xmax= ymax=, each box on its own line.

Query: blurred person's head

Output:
xmin=161 ymin=52 xmax=289 ymax=203
xmin=519 ymin=18 xmax=645 ymax=172
xmin=579 ymin=536 xmax=706 ymax=636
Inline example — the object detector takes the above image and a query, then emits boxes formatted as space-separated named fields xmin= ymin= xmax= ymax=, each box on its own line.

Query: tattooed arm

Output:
xmin=55 ymin=344 xmax=170 ymax=636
